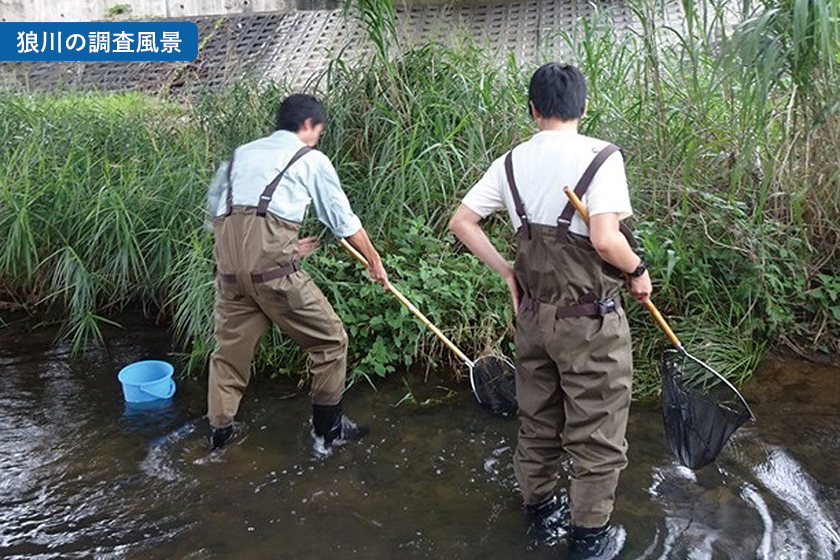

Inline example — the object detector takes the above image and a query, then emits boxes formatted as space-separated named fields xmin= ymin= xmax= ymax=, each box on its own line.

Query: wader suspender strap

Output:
xmin=504 ymin=150 xmax=531 ymax=239
xmin=256 ymin=146 xmax=312 ymax=217
xmin=224 ymin=149 xmax=236 ymax=217
xmin=556 ymin=143 xmax=620 ymax=238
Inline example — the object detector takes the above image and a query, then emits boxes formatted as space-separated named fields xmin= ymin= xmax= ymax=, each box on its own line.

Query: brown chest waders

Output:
xmin=207 ymin=147 xmax=348 ymax=430
xmin=506 ymin=144 xmax=634 ymax=529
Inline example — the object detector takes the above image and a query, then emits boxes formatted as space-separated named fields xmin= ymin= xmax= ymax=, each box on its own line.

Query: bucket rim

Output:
xmin=118 ymin=360 xmax=174 ymax=386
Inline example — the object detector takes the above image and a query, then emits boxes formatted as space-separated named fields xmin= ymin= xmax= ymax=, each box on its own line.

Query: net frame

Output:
xmin=660 ymin=347 xmax=755 ymax=469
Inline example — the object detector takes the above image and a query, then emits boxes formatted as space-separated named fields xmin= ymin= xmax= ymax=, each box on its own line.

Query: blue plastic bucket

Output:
xmin=117 ymin=360 xmax=176 ymax=403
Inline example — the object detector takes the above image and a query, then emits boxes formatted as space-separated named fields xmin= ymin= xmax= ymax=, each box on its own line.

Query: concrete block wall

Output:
xmin=1 ymin=0 xmax=295 ymax=22
xmin=2 ymin=0 xmax=689 ymax=93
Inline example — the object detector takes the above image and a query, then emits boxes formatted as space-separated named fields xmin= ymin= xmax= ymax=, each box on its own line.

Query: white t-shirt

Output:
xmin=462 ymin=129 xmax=632 ymax=236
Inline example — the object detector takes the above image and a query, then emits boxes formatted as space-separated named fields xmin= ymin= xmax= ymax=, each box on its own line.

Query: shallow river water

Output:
xmin=1 ymin=316 xmax=838 ymax=560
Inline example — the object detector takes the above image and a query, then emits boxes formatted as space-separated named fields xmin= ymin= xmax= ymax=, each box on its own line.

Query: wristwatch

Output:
xmin=629 ymin=260 xmax=647 ymax=278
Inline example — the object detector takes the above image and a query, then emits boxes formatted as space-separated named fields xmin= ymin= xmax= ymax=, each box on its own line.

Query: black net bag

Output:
xmin=661 ymin=348 xmax=754 ymax=469
xmin=470 ymin=355 xmax=518 ymax=417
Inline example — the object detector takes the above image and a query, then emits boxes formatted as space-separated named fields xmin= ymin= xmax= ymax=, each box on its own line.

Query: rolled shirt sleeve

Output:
xmin=306 ymin=153 xmax=362 ymax=238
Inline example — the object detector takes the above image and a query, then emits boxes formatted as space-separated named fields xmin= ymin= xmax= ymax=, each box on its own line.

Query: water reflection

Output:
xmin=123 ymin=398 xmax=179 ymax=432
xmin=749 ymin=446 xmax=840 ymax=559
xmin=0 ymin=321 xmax=838 ymax=560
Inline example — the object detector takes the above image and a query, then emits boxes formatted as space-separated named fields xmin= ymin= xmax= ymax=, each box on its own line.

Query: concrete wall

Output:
xmin=0 ymin=0 xmax=24 ymax=21
xmin=1 ymin=0 xmax=295 ymax=22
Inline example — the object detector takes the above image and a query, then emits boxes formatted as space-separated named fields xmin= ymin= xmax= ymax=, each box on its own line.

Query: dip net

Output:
xmin=471 ymin=355 xmax=518 ymax=417
xmin=660 ymin=348 xmax=754 ymax=469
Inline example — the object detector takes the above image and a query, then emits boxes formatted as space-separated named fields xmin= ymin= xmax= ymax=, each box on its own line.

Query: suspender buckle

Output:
xmin=555 ymin=217 xmax=571 ymax=240
xmin=259 ymin=194 xmax=272 ymax=201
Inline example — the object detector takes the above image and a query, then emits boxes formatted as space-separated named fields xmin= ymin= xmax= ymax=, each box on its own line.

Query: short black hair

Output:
xmin=528 ymin=63 xmax=587 ymax=121
xmin=275 ymin=94 xmax=328 ymax=132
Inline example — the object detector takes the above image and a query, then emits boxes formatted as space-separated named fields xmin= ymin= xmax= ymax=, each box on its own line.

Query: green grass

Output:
xmin=0 ymin=0 xmax=836 ymax=399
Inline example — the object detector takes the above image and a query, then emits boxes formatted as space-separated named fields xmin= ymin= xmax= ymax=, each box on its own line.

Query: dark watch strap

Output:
xmin=629 ymin=260 xmax=647 ymax=278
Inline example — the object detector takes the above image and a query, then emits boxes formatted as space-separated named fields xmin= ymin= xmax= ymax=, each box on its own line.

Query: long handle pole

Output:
xmin=338 ymin=238 xmax=473 ymax=366
xmin=563 ymin=186 xmax=682 ymax=348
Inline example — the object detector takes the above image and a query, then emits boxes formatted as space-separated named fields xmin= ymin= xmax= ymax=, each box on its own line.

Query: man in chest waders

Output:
xmin=205 ymin=94 xmax=389 ymax=453
xmin=450 ymin=64 xmax=652 ymax=559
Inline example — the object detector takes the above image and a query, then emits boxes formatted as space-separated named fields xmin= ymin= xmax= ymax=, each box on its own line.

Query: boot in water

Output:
xmin=525 ymin=494 xmax=569 ymax=548
xmin=312 ymin=403 xmax=369 ymax=453
xmin=210 ymin=425 xmax=233 ymax=451
xmin=567 ymin=523 xmax=626 ymax=560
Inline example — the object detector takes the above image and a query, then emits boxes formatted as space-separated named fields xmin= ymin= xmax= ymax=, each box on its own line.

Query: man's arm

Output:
xmin=589 ymin=212 xmax=652 ymax=303
xmin=304 ymin=155 xmax=388 ymax=287
xmin=344 ymin=227 xmax=389 ymax=287
xmin=449 ymin=204 xmax=520 ymax=313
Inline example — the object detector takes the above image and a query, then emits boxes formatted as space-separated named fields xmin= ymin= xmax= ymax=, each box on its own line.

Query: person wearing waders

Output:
xmin=449 ymin=64 xmax=652 ymax=560
xmin=204 ymin=94 xmax=389 ymax=452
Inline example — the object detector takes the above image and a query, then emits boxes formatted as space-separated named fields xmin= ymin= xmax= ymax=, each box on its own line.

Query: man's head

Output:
xmin=275 ymin=94 xmax=327 ymax=147
xmin=528 ymin=63 xmax=587 ymax=122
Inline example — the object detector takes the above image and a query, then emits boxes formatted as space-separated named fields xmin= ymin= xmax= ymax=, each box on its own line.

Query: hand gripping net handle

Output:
xmin=562 ymin=187 xmax=754 ymax=421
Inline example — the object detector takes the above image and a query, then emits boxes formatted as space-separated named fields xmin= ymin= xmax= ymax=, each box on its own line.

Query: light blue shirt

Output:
xmin=206 ymin=130 xmax=362 ymax=238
